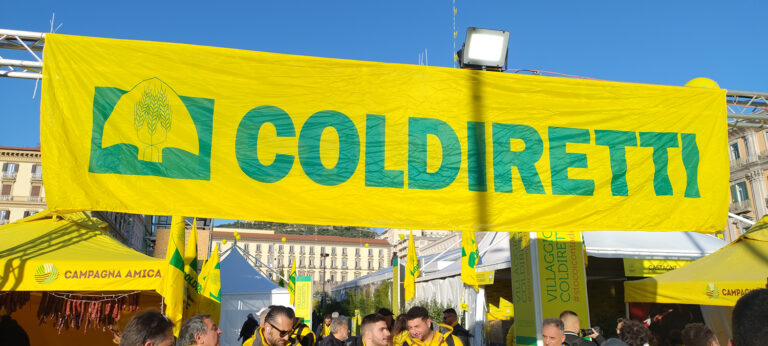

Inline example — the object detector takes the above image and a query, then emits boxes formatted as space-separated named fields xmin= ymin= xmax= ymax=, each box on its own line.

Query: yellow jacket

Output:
xmin=400 ymin=323 xmax=463 ymax=346
xmin=243 ymin=327 xmax=268 ymax=346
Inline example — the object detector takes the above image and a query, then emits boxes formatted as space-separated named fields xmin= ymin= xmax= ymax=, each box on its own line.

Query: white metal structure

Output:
xmin=1 ymin=27 xmax=766 ymax=127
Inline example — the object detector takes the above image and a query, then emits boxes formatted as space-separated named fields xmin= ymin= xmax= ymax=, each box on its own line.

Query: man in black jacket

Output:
xmin=559 ymin=311 xmax=604 ymax=346
xmin=443 ymin=309 xmax=470 ymax=346
xmin=239 ymin=314 xmax=260 ymax=343
xmin=319 ymin=316 xmax=349 ymax=346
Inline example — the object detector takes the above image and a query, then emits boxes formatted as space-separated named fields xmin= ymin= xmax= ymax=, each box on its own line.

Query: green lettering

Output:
xmin=492 ymin=123 xmax=544 ymax=194
xmin=235 ymin=105 xmax=295 ymax=183
xmin=298 ymin=110 xmax=360 ymax=186
xmin=364 ymin=114 xmax=403 ymax=188
xmin=639 ymin=132 xmax=679 ymax=196
xmin=408 ymin=117 xmax=461 ymax=190
xmin=467 ymin=121 xmax=487 ymax=192
xmin=549 ymin=127 xmax=594 ymax=196
xmin=681 ymin=133 xmax=700 ymax=198
xmin=594 ymin=130 xmax=637 ymax=196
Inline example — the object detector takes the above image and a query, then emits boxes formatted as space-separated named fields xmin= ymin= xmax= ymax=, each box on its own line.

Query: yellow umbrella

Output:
xmin=625 ymin=217 xmax=768 ymax=306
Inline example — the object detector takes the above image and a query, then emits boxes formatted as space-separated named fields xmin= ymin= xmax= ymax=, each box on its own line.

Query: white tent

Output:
xmin=219 ymin=247 xmax=290 ymax=346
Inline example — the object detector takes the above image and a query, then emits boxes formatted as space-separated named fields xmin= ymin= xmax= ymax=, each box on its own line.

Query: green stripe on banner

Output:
xmin=516 ymin=336 xmax=538 ymax=345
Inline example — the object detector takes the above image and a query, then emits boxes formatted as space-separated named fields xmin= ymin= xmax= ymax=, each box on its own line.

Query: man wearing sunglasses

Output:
xmin=243 ymin=306 xmax=296 ymax=346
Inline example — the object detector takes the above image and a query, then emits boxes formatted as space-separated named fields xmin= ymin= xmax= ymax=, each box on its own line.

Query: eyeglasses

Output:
xmin=268 ymin=322 xmax=292 ymax=338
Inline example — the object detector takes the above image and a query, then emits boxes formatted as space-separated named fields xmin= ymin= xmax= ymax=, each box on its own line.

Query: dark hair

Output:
xmin=681 ymin=323 xmax=716 ymax=346
xmin=361 ymin=313 xmax=387 ymax=334
xmin=377 ymin=308 xmax=394 ymax=316
xmin=392 ymin=314 xmax=408 ymax=335
xmin=443 ymin=308 xmax=457 ymax=316
xmin=733 ymin=288 xmax=768 ymax=346
xmin=619 ymin=320 xmax=652 ymax=346
xmin=324 ymin=314 xmax=332 ymax=319
xmin=265 ymin=306 xmax=296 ymax=326
xmin=406 ymin=306 xmax=429 ymax=321
xmin=119 ymin=309 xmax=174 ymax=346
xmin=542 ymin=318 xmax=564 ymax=333
xmin=559 ymin=310 xmax=578 ymax=319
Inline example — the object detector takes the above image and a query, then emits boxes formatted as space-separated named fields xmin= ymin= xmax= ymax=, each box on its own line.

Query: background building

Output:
xmin=0 ymin=145 xmax=155 ymax=254
xmin=727 ymin=127 xmax=768 ymax=240
xmin=378 ymin=228 xmax=454 ymax=261
xmin=213 ymin=230 xmax=391 ymax=293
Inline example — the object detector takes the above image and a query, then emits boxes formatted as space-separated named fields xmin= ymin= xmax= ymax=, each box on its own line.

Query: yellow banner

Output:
xmin=537 ymin=232 xmax=590 ymax=328
xmin=294 ymin=276 xmax=313 ymax=325
xmin=509 ymin=233 xmax=537 ymax=346
xmin=41 ymin=34 xmax=728 ymax=232
xmin=476 ymin=270 xmax=495 ymax=285
xmin=623 ymin=259 xmax=692 ymax=277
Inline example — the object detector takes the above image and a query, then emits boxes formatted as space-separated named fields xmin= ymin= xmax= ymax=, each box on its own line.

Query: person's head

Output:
xmin=120 ymin=309 xmax=175 ymax=346
xmin=263 ymin=306 xmax=296 ymax=346
xmin=324 ymin=314 xmax=332 ymax=325
xmin=331 ymin=316 xmax=349 ymax=339
xmin=406 ymin=306 xmax=432 ymax=342
xmin=618 ymin=320 xmax=652 ymax=346
xmin=731 ymin=288 xmax=768 ymax=346
xmin=177 ymin=314 xmax=222 ymax=346
xmin=392 ymin=314 xmax=408 ymax=336
xmin=442 ymin=308 xmax=458 ymax=326
xmin=616 ymin=318 xmax=625 ymax=335
xmin=361 ymin=314 xmax=391 ymax=346
xmin=681 ymin=323 xmax=719 ymax=346
xmin=259 ymin=306 xmax=276 ymax=326
xmin=377 ymin=308 xmax=395 ymax=330
xmin=248 ymin=314 xmax=255 ymax=321
xmin=542 ymin=318 xmax=565 ymax=346
xmin=559 ymin=310 xmax=580 ymax=333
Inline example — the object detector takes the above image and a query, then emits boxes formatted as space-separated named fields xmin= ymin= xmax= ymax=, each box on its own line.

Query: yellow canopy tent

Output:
xmin=624 ymin=216 xmax=768 ymax=306
xmin=0 ymin=210 xmax=165 ymax=344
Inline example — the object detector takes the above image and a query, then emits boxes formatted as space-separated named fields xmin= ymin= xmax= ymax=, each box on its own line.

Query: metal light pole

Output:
xmin=320 ymin=252 xmax=330 ymax=310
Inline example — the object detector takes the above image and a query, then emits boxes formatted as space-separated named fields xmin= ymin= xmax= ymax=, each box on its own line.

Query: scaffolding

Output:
xmin=1 ymin=28 xmax=766 ymax=128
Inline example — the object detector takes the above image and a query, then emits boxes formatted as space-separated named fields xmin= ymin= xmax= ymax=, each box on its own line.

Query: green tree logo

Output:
xmin=133 ymin=85 xmax=172 ymax=162
xmin=462 ymin=238 xmax=479 ymax=268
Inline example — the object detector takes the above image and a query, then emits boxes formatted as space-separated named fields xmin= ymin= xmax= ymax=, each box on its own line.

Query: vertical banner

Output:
xmin=537 ymin=232 xmax=590 ymax=324
xmin=509 ymin=232 xmax=590 ymax=346
xmin=509 ymin=232 xmax=537 ymax=346
xmin=295 ymin=276 xmax=313 ymax=326
xmin=392 ymin=256 xmax=400 ymax=315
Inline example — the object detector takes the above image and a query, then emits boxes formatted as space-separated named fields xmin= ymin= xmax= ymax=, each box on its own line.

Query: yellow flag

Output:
xmin=198 ymin=243 xmax=221 ymax=323
xmin=461 ymin=230 xmax=479 ymax=291
xmin=404 ymin=230 xmax=419 ymax=302
xmin=289 ymin=257 xmax=297 ymax=304
xmin=183 ymin=218 xmax=199 ymax=318
xmin=161 ymin=216 xmax=185 ymax=336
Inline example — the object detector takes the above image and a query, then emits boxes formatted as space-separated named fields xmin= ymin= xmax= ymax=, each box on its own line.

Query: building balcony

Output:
xmin=27 ymin=196 xmax=44 ymax=203
xmin=730 ymin=200 xmax=752 ymax=214
xmin=1 ymin=172 xmax=17 ymax=180
xmin=31 ymin=172 xmax=43 ymax=181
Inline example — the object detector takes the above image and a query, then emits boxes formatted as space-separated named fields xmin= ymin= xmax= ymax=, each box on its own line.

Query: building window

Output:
xmin=268 ymin=244 xmax=274 ymax=252
xmin=342 ymin=248 xmax=347 ymax=255
xmin=278 ymin=245 xmax=283 ymax=253
xmin=277 ymin=258 xmax=282 ymax=267
xmin=309 ymin=258 xmax=314 ymax=267
xmin=731 ymin=182 xmax=750 ymax=203
xmin=368 ymin=260 xmax=373 ymax=269
xmin=320 ymin=273 xmax=325 ymax=282
xmin=31 ymin=163 xmax=42 ymax=176
xmin=299 ymin=258 xmax=305 ymax=267
xmin=342 ymin=260 xmax=348 ymax=269
xmin=300 ymin=246 xmax=305 ymax=254
xmin=730 ymin=142 xmax=741 ymax=160
xmin=331 ymin=259 xmax=336 ymax=268
xmin=289 ymin=245 xmax=294 ymax=253
xmin=330 ymin=274 xmax=335 ymax=282
xmin=0 ymin=210 xmax=10 ymax=221
xmin=321 ymin=258 xmax=326 ymax=267
xmin=341 ymin=273 xmax=347 ymax=282
xmin=244 ymin=244 xmax=249 ymax=253
xmin=331 ymin=247 xmax=336 ymax=255
xmin=310 ymin=246 xmax=315 ymax=255
xmin=1 ymin=163 xmax=18 ymax=178
xmin=320 ymin=246 xmax=325 ymax=254
xmin=744 ymin=137 xmax=753 ymax=157
xmin=268 ymin=255 xmax=273 ymax=264
xmin=368 ymin=249 xmax=373 ymax=256
xmin=355 ymin=248 xmax=359 ymax=255
xmin=379 ymin=249 xmax=384 ymax=256
xmin=1 ymin=184 xmax=11 ymax=197
xmin=256 ymin=244 xmax=261 ymax=252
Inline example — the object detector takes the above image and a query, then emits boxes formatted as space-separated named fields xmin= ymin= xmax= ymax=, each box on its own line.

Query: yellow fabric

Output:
xmin=183 ymin=218 xmax=199 ymax=319
xmin=198 ymin=244 xmax=222 ymax=322
xmin=322 ymin=324 xmax=331 ymax=337
xmin=394 ymin=331 xmax=410 ymax=346
xmin=625 ymin=216 xmax=768 ymax=306
xmin=161 ymin=216 xmax=186 ymax=336
xmin=40 ymin=33 xmax=728 ymax=234
xmin=244 ymin=327 xmax=268 ymax=346
xmin=0 ymin=210 xmax=164 ymax=291
xmin=536 ymin=231 xmax=589 ymax=326
xmin=289 ymin=257 xmax=297 ymax=304
xmin=461 ymin=230 xmax=479 ymax=291
xmin=505 ymin=326 xmax=515 ymax=346
xmin=405 ymin=230 xmax=419 ymax=302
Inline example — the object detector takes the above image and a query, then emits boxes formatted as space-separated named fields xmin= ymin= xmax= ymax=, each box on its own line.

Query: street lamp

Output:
xmin=458 ymin=27 xmax=510 ymax=71
xmin=320 ymin=253 xmax=330 ymax=309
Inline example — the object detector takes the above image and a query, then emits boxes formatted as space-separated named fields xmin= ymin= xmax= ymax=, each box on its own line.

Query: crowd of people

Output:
xmin=113 ymin=288 xmax=768 ymax=346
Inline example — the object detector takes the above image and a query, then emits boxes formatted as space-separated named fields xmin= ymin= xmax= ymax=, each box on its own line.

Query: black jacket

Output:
xmin=320 ymin=334 xmax=346 ymax=346
xmin=451 ymin=323 xmax=471 ymax=346
xmin=239 ymin=318 xmax=260 ymax=341
xmin=564 ymin=332 xmax=603 ymax=346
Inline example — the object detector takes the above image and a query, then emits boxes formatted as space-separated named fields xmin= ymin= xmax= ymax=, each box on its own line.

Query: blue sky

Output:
xmin=1 ymin=1 xmax=766 ymax=148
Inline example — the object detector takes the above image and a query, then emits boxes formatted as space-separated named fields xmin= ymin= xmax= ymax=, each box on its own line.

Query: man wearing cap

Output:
xmin=377 ymin=308 xmax=395 ymax=331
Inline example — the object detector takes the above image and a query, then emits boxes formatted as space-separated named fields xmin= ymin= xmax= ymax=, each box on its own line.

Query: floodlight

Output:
xmin=459 ymin=27 xmax=510 ymax=70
